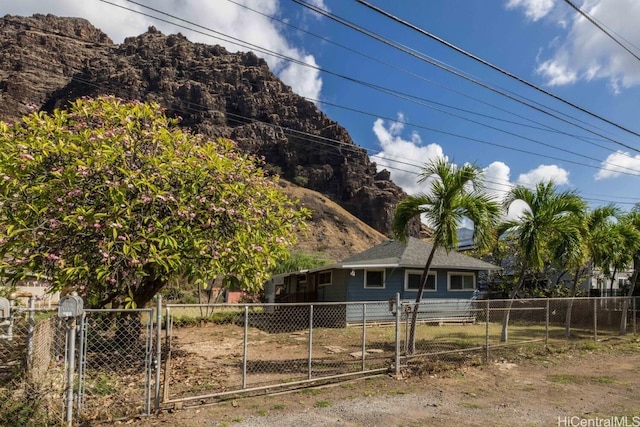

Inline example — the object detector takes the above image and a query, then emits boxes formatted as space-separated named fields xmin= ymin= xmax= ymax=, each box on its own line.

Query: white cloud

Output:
xmin=595 ymin=151 xmax=640 ymax=180
xmin=369 ymin=117 xmax=574 ymax=221
xmin=514 ymin=0 xmax=640 ymax=90
xmin=536 ymin=58 xmax=577 ymax=86
xmin=505 ymin=0 xmax=555 ymax=21
xmin=4 ymin=0 xmax=323 ymax=100
xmin=483 ymin=161 xmax=513 ymax=200
xmin=276 ymin=53 xmax=323 ymax=100
xmin=484 ymin=162 xmax=572 ymax=220
xmin=370 ymin=115 xmax=445 ymax=195
xmin=303 ymin=0 xmax=330 ymax=19
xmin=516 ymin=164 xmax=570 ymax=186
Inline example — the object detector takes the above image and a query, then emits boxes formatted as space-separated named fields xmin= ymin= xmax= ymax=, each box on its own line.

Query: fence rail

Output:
xmin=0 ymin=295 xmax=637 ymax=425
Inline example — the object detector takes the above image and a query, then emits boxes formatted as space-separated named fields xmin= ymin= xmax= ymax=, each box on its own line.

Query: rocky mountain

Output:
xmin=0 ymin=14 xmax=421 ymax=260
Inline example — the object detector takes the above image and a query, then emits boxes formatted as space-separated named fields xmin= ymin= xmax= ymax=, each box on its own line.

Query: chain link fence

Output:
xmin=0 ymin=300 xmax=158 ymax=426
xmin=76 ymin=309 xmax=156 ymax=424
xmin=1 ymin=296 xmax=637 ymax=424
xmin=397 ymin=296 xmax=638 ymax=371
xmin=0 ymin=300 xmax=66 ymax=426
xmin=162 ymin=302 xmax=394 ymax=404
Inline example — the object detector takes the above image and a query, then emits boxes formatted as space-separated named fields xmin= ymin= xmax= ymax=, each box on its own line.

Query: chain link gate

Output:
xmin=75 ymin=308 xmax=156 ymax=422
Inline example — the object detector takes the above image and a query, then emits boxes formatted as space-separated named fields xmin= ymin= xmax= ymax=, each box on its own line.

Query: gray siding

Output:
xmin=342 ymin=268 xmax=477 ymax=302
xmin=345 ymin=299 xmax=477 ymax=323
xmin=316 ymin=269 xmax=347 ymax=302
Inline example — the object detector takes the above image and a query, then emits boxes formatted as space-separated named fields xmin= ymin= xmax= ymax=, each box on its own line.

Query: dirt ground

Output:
xmin=129 ymin=337 xmax=640 ymax=427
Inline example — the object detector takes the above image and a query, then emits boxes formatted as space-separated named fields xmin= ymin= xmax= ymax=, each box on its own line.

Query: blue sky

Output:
xmin=4 ymin=0 xmax=640 ymax=213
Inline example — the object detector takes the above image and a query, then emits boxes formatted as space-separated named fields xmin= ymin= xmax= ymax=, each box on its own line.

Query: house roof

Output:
xmin=339 ymin=237 xmax=500 ymax=271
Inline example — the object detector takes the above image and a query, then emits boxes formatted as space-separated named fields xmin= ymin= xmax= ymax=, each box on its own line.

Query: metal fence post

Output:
xmin=395 ymin=293 xmax=401 ymax=377
xmin=65 ymin=317 xmax=77 ymax=427
xmin=162 ymin=306 xmax=172 ymax=402
xmin=633 ymin=297 xmax=637 ymax=336
xmin=242 ymin=305 xmax=249 ymax=389
xmin=26 ymin=297 xmax=35 ymax=370
xmin=154 ymin=294 xmax=162 ymax=411
xmin=361 ymin=303 xmax=366 ymax=372
xmin=593 ymin=298 xmax=598 ymax=342
xmin=545 ymin=299 xmax=550 ymax=345
xmin=308 ymin=305 xmax=314 ymax=380
xmin=485 ymin=299 xmax=490 ymax=363
xmin=75 ymin=312 xmax=87 ymax=415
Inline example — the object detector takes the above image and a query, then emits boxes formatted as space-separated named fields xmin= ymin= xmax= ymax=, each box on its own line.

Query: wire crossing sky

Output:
xmin=4 ymin=0 xmax=640 ymax=210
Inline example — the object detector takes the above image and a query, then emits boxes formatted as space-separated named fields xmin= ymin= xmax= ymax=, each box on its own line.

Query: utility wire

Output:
xmin=99 ymin=0 xmax=640 ymax=168
xmin=563 ymin=0 xmax=640 ymax=63
xmin=115 ymin=0 xmax=640 ymax=163
xmin=225 ymin=0 xmax=615 ymax=149
xmin=310 ymin=97 xmax=639 ymax=175
xmin=12 ymin=17 xmax=640 ymax=177
xmin=8 ymin=13 xmax=640 ymax=206
xmin=356 ymin=0 xmax=640 ymax=143
xmin=11 ymin=61 xmax=640 ymax=207
xmin=290 ymin=0 xmax=640 ymax=155
xmin=227 ymin=0 xmax=639 ymax=158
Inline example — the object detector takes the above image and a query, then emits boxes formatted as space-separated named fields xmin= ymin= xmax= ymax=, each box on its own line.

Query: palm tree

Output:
xmin=392 ymin=158 xmax=501 ymax=353
xmin=563 ymin=205 xmax=617 ymax=338
xmin=499 ymin=182 xmax=585 ymax=342
xmin=617 ymin=212 xmax=640 ymax=335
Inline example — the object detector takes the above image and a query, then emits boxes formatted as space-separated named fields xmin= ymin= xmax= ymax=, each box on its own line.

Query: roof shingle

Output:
xmin=341 ymin=237 xmax=499 ymax=271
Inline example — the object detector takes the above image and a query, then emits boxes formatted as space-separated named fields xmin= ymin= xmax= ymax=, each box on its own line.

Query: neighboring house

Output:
xmin=272 ymin=237 xmax=500 ymax=324
xmin=584 ymin=266 xmax=634 ymax=297
xmin=0 ymin=274 xmax=60 ymax=308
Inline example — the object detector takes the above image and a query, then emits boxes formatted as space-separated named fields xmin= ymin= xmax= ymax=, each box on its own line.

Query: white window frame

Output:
xmin=447 ymin=272 xmax=476 ymax=291
xmin=317 ymin=270 xmax=332 ymax=287
xmin=364 ymin=269 xmax=386 ymax=289
xmin=404 ymin=269 xmax=437 ymax=292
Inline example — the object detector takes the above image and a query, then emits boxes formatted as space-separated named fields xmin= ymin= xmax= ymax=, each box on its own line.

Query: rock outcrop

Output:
xmin=0 ymin=14 xmax=421 ymax=238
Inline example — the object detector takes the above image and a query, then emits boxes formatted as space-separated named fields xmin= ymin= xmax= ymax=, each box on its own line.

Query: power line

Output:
xmin=16 ymin=49 xmax=629 ymax=177
xmin=227 ymin=0 xmax=633 ymax=161
xmin=224 ymin=0 xmax=617 ymax=150
xmin=12 ymin=63 xmax=640 ymax=207
xmin=563 ymin=0 xmax=640 ymax=63
xmin=6 ymin=12 xmax=640 ymax=207
xmin=110 ymin=0 xmax=640 ymax=165
xmin=356 ymin=0 xmax=640 ymax=143
xmin=289 ymin=0 xmax=640 ymax=156
xmin=309 ymin=97 xmax=640 ymax=176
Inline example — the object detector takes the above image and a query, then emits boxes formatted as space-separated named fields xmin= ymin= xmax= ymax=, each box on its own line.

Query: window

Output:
xmin=448 ymin=272 xmax=475 ymax=290
xmin=318 ymin=271 xmax=332 ymax=286
xmin=405 ymin=270 xmax=436 ymax=291
xmin=364 ymin=269 xmax=385 ymax=289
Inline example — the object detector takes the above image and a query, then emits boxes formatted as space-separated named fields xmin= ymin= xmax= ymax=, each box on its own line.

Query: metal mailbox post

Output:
xmin=0 ymin=297 xmax=12 ymax=340
xmin=58 ymin=292 xmax=84 ymax=427
xmin=0 ymin=297 xmax=10 ymax=320
xmin=58 ymin=293 xmax=84 ymax=318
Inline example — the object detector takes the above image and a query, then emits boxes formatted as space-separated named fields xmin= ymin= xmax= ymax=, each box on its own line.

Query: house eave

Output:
xmin=341 ymin=264 xmax=399 ymax=269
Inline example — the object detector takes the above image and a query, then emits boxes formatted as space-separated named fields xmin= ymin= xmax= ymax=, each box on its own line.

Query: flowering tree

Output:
xmin=0 ymin=96 xmax=309 ymax=308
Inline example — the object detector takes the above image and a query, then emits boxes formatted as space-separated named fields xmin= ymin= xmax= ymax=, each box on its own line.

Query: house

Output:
xmin=0 ymin=274 xmax=60 ymax=308
xmin=585 ymin=266 xmax=634 ymax=297
xmin=273 ymin=237 xmax=500 ymax=324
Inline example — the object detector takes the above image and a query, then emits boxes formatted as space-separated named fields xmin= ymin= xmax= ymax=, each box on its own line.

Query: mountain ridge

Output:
xmin=0 ymin=14 xmax=422 ymax=260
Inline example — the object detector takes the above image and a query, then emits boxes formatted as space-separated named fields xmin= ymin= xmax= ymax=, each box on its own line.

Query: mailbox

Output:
xmin=388 ymin=297 xmax=396 ymax=314
xmin=58 ymin=293 xmax=84 ymax=318
xmin=0 ymin=297 xmax=10 ymax=319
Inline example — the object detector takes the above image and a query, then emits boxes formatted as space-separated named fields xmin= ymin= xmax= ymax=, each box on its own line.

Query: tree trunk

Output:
xmin=133 ymin=274 xmax=166 ymax=308
xmin=607 ymin=266 xmax=617 ymax=325
xmin=115 ymin=273 xmax=165 ymax=346
xmin=620 ymin=258 xmax=639 ymax=335
xmin=500 ymin=264 xmax=528 ymax=342
xmin=564 ymin=266 xmax=581 ymax=339
xmin=407 ymin=243 xmax=438 ymax=354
